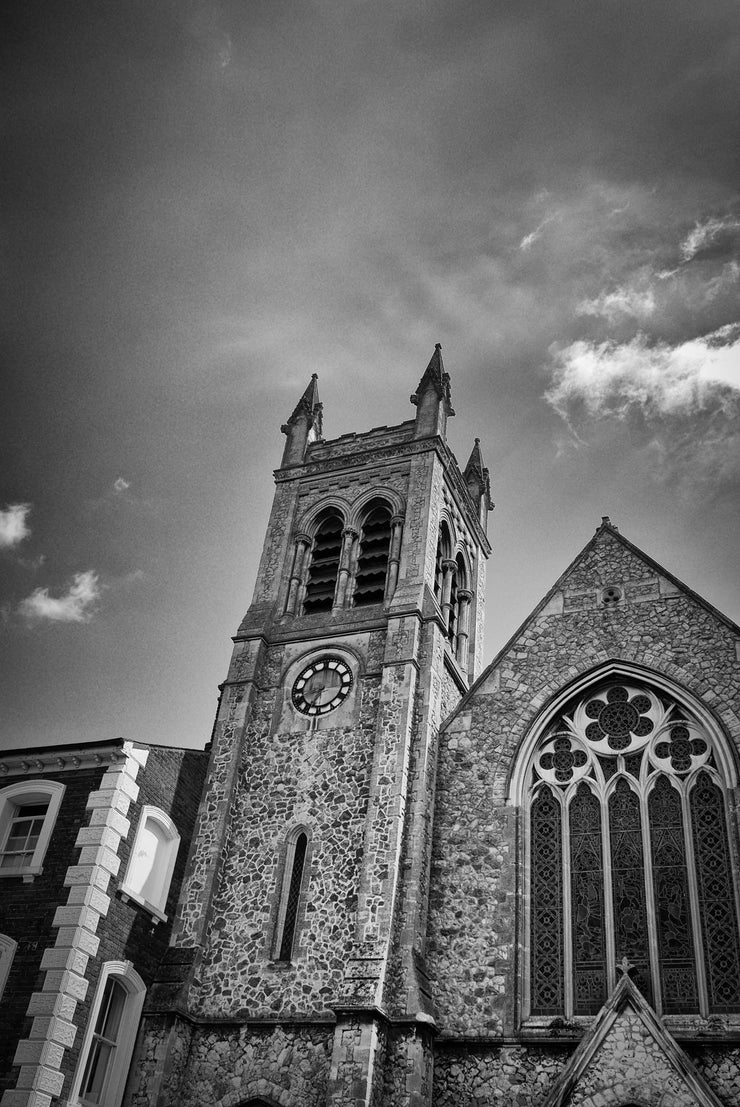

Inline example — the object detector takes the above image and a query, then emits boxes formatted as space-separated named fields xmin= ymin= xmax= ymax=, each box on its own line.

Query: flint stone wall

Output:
xmin=427 ymin=533 xmax=740 ymax=1036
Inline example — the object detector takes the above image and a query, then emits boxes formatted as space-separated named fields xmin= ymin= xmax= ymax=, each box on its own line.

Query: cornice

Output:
xmin=0 ymin=739 xmax=130 ymax=778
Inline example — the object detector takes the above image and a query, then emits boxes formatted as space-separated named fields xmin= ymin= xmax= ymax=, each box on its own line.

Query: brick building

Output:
xmin=3 ymin=346 xmax=740 ymax=1106
xmin=0 ymin=740 xmax=207 ymax=1107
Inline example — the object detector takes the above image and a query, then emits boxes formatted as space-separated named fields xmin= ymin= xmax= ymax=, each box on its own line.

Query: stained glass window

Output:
xmin=528 ymin=681 xmax=740 ymax=1018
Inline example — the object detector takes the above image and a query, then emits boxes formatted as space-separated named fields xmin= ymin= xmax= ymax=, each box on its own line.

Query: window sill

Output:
xmin=118 ymin=884 xmax=167 ymax=924
xmin=0 ymin=864 xmax=42 ymax=883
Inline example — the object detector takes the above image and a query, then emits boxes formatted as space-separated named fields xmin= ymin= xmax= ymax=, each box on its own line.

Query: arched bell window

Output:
xmin=353 ymin=502 xmax=392 ymax=607
xmin=527 ymin=680 xmax=740 ymax=1019
xmin=302 ymin=512 xmax=343 ymax=614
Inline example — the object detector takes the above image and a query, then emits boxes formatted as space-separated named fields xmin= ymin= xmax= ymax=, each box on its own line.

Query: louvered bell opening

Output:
xmin=354 ymin=508 xmax=392 ymax=607
xmin=303 ymin=516 xmax=342 ymax=613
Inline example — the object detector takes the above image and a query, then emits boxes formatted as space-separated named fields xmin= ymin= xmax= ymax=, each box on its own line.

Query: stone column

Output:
xmin=284 ymin=533 xmax=311 ymax=617
xmin=440 ymin=559 xmax=457 ymax=634
xmin=455 ymin=588 xmax=472 ymax=671
xmin=333 ymin=527 xmax=358 ymax=611
xmin=385 ymin=515 xmax=404 ymax=602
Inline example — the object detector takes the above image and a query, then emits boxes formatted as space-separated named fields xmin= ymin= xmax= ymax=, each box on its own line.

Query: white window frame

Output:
xmin=0 ymin=933 xmax=17 ymax=999
xmin=118 ymin=805 xmax=180 ymax=921
xmin=0 ymin=780 xmax=65 ymax=882
xmin=68 ymin=959 xmax=146 ymax=1107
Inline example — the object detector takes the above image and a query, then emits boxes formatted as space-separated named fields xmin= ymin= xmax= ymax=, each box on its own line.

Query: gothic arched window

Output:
xmin=527 ymin=681 xmax=740 ymax=1019
xmin=353 ymin=502 xmax=392 ymax=607
xmin=302 ymin=512 xmax=343 ymax=614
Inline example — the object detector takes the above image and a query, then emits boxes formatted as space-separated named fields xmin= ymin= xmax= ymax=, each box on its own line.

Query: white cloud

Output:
xmin=113 ymin=477 xmax=131 ymax=494
xmin=519 ymin=214 xmax=557 ymax=251
xmin=19 ymin=570 xmax=102 ymax=624
xmin=545 ymin=324 xmax=740 ymax=421
xmin=680 ymin=216 xmax=740 ymax=262
xmin=577 ymin=284 xmax=655 ymax=323
xmin=0 ymin=503 xmax=31 ymax=549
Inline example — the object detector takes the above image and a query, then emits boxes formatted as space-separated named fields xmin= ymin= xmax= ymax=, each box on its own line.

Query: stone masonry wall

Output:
xmin=426 ymin=530 xmax=740 ymax=1037
xmin=188 ymin=633 xmax=385 ymax=1018
xmin=131 ymin=1020 xmax=333 ymax=1107
xmin=433 ymin=1043 xmax=569 ymax=1106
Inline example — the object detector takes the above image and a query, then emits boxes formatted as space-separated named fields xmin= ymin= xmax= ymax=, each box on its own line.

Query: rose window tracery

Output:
xmin=581 ymin=686 xmax=654 ymax=752
xmin=654 ymin=723 xmax=708 ymax=773
xmin=529 ymin=679 xmax=740 ymax=1020
xmin=537 ymin=735 xmax=588 ymax=784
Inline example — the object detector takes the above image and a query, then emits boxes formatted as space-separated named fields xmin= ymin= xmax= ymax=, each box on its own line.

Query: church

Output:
xmin=2 ymin=346 xmax=740 ymax=1106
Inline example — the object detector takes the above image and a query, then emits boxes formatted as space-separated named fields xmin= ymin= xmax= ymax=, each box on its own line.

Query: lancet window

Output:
xmin=528 ymin=680 xmax=740 ymax=1019
xmin=274 ymin=830 xmax=309 ymax=962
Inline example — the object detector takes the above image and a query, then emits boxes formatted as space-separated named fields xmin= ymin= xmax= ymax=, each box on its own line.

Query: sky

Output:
xmin=2 ymin=0 xmax=739 ymax=751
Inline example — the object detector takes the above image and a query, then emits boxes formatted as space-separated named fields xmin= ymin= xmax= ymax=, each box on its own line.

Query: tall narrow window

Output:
xmin=70 ymin=961 xmax=146 ymax=1107
xmin=527 ymin=681 xmax=740 ymax=1018
xmin=353 ymin=503 xmax=392 ymax=606
xmin=0 ymin=781 xmax=65 ymax=881
xmin=303 ymin=513 xmax=343 ymax=614
xmin=275 ymin=831 xmax=308 ymax=962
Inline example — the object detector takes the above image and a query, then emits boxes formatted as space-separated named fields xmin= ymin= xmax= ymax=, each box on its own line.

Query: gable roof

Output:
xmin=542 ymin=974 xmax=724 ymax=1107
xmin=469 ymin=517 xmax=740 ymax=700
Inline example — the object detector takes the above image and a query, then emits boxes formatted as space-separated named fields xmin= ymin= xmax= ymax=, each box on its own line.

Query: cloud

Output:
xmin=19 ymin=570 xmax=101 ymax=624
xmin=680 ymin=216 xmax=740 ymax=262
xmin=0 ymin=503 xmax=31 ymax=549
xmin=545 ymin=324 xmax=740 ymax=422
xmin=113 ymin=477 xmax=131 ymax=494
xmin=577 ymin=284 xmax=655 ymax=323
xmin=519 ymin=214 xmax=557 ymax=251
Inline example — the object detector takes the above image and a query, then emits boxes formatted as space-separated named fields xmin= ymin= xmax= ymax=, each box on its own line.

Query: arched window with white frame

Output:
xmin=0 ymin=780 xmax=65 ymax=882
xmin=119 ymin=805 xmax=180 ymax=919
xmin=524 ymin=678 xmax=740 ymax=1019
xmin=69 ymin=960 xmax=145 ymax=1107
xmin=0 ymin=933 xmax=17 ymax=1000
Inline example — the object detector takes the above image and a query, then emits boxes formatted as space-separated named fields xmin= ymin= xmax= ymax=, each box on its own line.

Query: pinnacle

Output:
xmin=286 ymin=373 xmax=322 ymax=426
xmin=411 ymin=343 xmax=454 ymax=414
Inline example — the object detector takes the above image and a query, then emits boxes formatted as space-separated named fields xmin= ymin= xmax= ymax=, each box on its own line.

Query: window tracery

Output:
xmin=528 ymin=681 xmax=740 ymax=1019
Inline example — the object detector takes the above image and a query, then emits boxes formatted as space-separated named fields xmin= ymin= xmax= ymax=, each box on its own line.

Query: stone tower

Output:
xmin=133 ymin=346 xmax=492 ymax=1106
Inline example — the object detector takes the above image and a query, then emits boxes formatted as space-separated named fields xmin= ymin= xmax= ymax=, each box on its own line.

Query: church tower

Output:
xmin=134 ymin=346 xmax=492 ymax=1106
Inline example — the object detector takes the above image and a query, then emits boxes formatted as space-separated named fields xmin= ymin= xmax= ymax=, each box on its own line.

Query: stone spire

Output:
xmin=410 ymin=343 xmax=455 ymax=439
xmin=281 ymin=373 xmax=324 ymax=466
xmin=463 ymin=437 xmax=493 ymax=530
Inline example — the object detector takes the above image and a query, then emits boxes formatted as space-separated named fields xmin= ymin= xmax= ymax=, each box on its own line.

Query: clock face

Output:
xmin=292 ymin=656 xmax=353 ymax=716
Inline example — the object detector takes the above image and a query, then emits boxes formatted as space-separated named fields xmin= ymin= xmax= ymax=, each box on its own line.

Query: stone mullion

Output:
xmin=439 ymin=560 xmax=456 ymax=634
xmin=284 ymin=533 xmax=311 ymax=617
xmin=454 ymin=588 xmax=472 ymax=670
xmin=385 ymin=515 xmax=404 ymax=602
xmin=333 ymin=527 xmax=358 ymax=611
